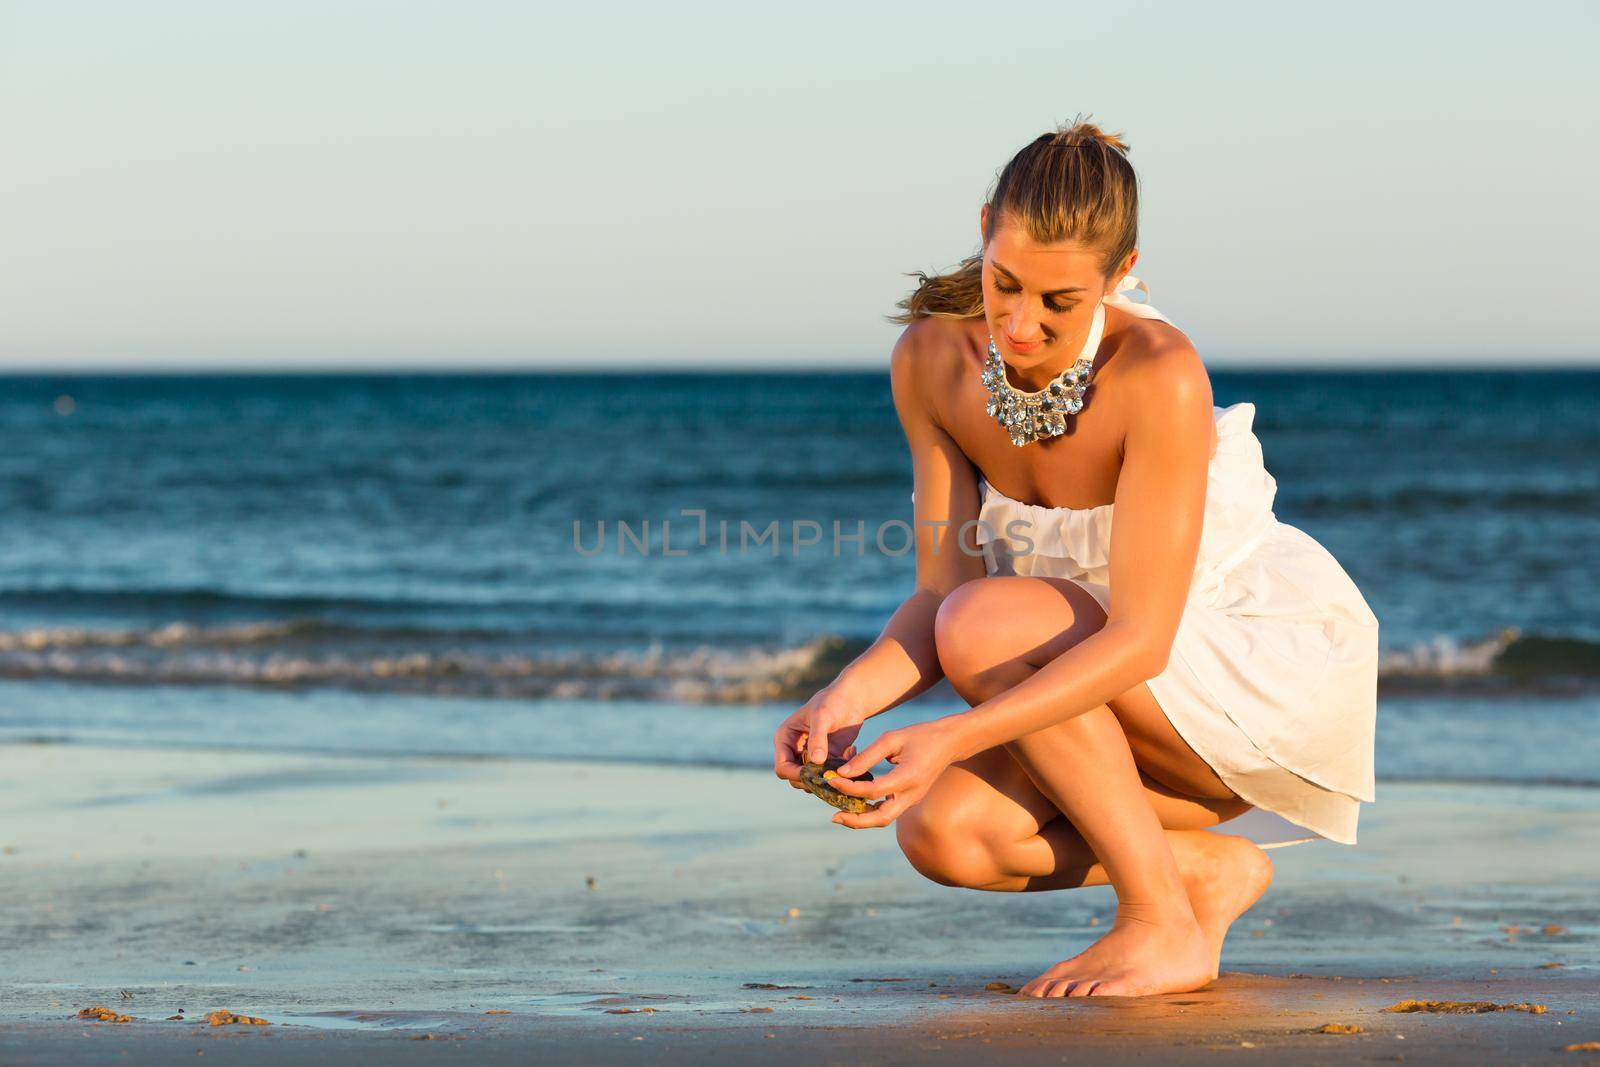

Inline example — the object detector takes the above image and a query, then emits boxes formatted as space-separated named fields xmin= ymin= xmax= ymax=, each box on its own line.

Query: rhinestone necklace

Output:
xmin=982 ymin=300 xmax=1106 ymax=447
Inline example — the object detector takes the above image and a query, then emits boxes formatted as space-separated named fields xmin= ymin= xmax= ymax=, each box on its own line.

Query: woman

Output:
xmin=772 ymin=117 xmax=1379 ymax=999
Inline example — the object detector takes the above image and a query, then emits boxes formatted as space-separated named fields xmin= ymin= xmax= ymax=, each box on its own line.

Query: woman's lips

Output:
xmin=1005 ymin=332 xmax=1045 ymax=354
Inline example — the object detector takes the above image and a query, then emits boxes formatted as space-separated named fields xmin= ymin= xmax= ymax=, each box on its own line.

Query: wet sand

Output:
xmin=1 ymin=741 xmax=1596 ymax=1063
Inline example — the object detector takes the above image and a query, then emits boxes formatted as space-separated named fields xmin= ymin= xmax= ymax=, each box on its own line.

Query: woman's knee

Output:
xmin=934 ymin=576 xmax=1099 ymax=693
xmin=933 ymin=577 xmax=1014 ymax=686
xmin=894 ymin=796 xmax=1004 ymax=889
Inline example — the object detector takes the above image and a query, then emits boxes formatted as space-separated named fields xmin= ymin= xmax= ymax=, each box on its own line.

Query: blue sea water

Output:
xmin=1 ymin=370 xmax=1596 ymax=783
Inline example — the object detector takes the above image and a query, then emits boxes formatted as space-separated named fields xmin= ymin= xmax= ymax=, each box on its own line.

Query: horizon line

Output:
xmin=1 ymin=361 xmax=1597 ymax=378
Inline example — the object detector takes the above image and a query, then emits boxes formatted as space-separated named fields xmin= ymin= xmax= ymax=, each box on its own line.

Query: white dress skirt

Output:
xmin=929 ymin=277 xmax=1380 ymax=848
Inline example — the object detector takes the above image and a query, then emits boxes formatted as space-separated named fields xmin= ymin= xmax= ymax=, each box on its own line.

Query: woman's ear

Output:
xmin=979 ymin=202 xmax=990 ymax=243
xmin=1106 ymin=248 xmax=1139 ymax=294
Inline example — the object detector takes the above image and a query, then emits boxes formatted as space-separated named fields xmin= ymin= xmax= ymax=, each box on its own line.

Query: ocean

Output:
xmin=1 ymin=369 xmax=1596 ymax=785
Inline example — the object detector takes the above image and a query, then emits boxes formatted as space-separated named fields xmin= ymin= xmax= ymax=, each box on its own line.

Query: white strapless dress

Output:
xmin=954 ymin=277 xmax=1379 ymax=848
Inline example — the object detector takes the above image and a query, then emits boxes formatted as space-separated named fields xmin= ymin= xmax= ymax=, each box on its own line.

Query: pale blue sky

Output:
xmin=2 ymin=0 xmax=1595 ymax=369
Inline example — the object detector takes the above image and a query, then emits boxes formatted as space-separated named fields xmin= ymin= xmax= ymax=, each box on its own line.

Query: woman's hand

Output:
xmin=773 ymin=686 xmax=867 ymax=789
xmin=823 ymin=717 xmax=966 ymax=829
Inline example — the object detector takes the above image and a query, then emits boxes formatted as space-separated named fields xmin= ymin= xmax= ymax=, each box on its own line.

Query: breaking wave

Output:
xmin=0 ymin=618 xmax=1594 ymax=703
xmin=0 ymin=620 xmax=867 ymax=704
xmin=1377 ymin=627 xmax=1600 ymax=694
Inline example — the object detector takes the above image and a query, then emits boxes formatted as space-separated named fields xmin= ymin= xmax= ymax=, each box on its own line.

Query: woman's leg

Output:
xmin=898 ymin=748 xmax=1251 ymax=893
xmin=896 ymin=743 xmax=1274 ymax=992
xmin=906 ymin=575 xmax=1274 ymax=997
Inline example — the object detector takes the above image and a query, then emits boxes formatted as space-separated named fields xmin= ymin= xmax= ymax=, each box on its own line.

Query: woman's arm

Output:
xmin=825 ymin=324 xmax=987 ymax=712
xmin=935 ymin=343 xmax=1214 ymax=762
xmin=775 ymin=323 xmax=986 ymax=774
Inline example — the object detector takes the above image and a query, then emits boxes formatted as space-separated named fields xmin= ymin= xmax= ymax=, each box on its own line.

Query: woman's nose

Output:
xmin=1007 ymin=306 xmax=1041 ymax=342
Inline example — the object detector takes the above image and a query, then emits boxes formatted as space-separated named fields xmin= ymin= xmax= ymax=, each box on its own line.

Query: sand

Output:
xmin=1 ymin=740 xmax=1595 ymax=1064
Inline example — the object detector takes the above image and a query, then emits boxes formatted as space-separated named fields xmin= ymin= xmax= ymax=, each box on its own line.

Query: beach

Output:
xmin=2 ymin=740 xmax=1595 ymax=1063
xmin=2 ymin=0 xmax=1595 ymax=1056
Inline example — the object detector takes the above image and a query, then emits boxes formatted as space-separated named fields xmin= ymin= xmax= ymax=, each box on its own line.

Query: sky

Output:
xmin=1 ymin=0 xmax=1595 ymax=370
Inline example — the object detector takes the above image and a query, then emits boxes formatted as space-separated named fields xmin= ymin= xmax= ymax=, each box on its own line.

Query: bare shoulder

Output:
xmin=889 ymin=315 xmax=975 ymax=425
xmin=890 ymin=314 xmax=971 ymax=374
xmin=1104 ymin=319 xmax=1214 ymax=413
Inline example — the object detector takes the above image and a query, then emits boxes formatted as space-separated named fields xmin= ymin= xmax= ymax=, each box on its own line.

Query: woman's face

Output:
xmin=979 ymin=205 xmax=1131 ymax=375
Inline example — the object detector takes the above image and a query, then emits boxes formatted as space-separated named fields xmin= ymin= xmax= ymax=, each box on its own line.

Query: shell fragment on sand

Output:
xmin=1383 ymin=999 xmax=1547 ymax=1015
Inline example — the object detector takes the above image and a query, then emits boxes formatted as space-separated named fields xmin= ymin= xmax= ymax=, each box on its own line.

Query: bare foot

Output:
xmin=1019 ymin=903 xmax=1216 ymax=998
xmin=1019 ymin=833 xmax=1274 ymax=998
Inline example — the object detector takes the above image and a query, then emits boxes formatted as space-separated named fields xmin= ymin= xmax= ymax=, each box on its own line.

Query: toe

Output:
xmin=1022 ymin=970 xmax=1063 ymax=998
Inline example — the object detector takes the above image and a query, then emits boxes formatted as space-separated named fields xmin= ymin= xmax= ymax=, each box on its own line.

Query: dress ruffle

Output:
xmin=975 ymin=402 xmax=1276 ymax=607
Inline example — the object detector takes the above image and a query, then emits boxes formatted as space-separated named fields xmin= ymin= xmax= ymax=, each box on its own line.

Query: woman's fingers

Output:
xmin=773 ymin=730 xmax=803 ymax=780
xmin=776 ymin=706 xmax=873 ymax=793
xmin=774 ymin=721 xmax=813 ymax=781
xmin=831 ymin=792 xmax=914 ymax=830
xmin=825 ymin=767 xmax=904 ymax=800
xmin=834 ymin=734 xmax=897 ymax=779
xmin=804 ymin=722 xmax=833 ymax=764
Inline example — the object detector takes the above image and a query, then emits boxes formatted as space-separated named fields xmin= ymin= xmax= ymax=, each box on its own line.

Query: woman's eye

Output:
xmin=994 ymin=281 xmax=1074 ymax=313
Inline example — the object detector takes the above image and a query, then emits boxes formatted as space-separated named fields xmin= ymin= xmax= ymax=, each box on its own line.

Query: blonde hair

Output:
xmin=889 ymin=115 xmax=1139 ymax=324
